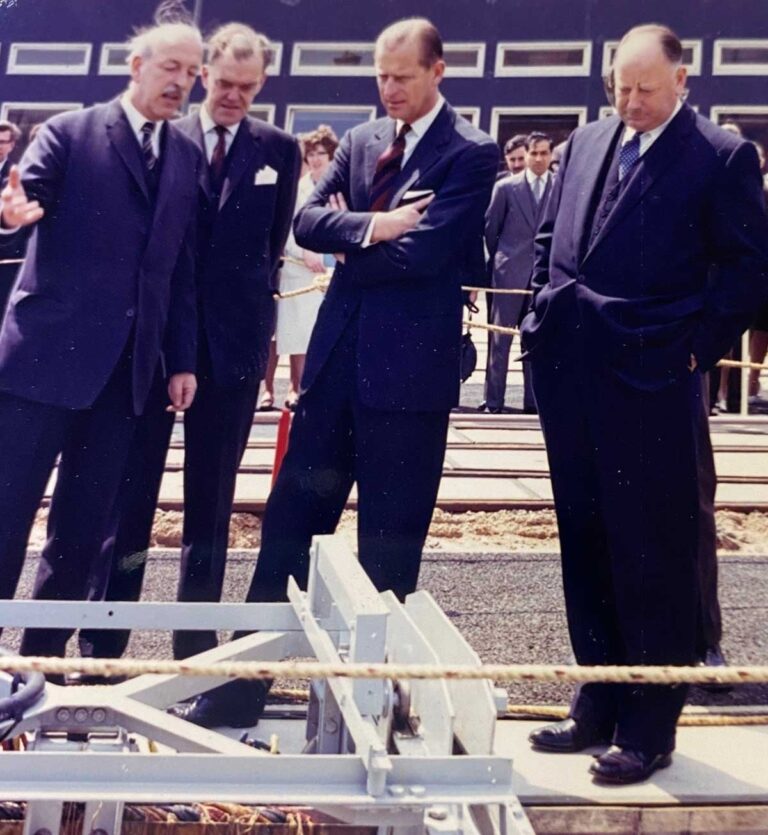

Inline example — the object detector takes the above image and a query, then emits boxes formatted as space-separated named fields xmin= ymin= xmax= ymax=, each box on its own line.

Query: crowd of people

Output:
xmin=1 ymin=6 xmax=768 ymax=788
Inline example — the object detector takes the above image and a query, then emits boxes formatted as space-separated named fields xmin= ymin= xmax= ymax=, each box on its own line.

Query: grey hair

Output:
xmin=128 ymin=1 xmax=202 ymax=61
xmin=206 ymin=22 xmax=274 ymax=70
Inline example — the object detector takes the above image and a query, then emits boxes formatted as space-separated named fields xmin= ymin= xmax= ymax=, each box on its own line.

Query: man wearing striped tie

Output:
xmin=521 ymin=24 xmax=768 ymax=783
xmin=0 ymin=12 xmax=203 ymax=660
xmin=173 ymin=16 xmax=499 ymax=730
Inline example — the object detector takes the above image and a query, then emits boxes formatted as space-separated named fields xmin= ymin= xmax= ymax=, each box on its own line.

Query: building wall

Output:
xmin=1 ymin=0 xmax=767 ymax=153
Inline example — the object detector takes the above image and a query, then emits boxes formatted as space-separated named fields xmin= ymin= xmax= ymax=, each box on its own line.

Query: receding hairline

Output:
xmin=206 ymin=22 xmax=274 ymax=69
xmin=614 ymin=23 xmax=683 ymax=67
xmin=374 ymin=17 xmax=443 ymax=67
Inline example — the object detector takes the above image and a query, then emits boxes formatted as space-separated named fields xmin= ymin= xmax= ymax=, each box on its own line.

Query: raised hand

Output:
xmin=0 ymin=166 xmax=44 ymax=228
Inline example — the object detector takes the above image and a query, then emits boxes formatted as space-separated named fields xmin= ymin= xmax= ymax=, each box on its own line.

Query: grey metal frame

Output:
xmin=0 ymin=535 xmax=533 ymax=835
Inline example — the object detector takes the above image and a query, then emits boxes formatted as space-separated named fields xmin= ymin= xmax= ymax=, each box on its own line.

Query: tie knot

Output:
xmin=214 ymin=124 xmax=228 ymax=138
xmin=397 ymin=123 xmax=411 ymax=141
xmin=141 ymin=121 xmax=155 ymax=138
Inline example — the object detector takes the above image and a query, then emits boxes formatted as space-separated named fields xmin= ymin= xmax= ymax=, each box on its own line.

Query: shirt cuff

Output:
xmin=361 ymin=215 xmax=377 ymax=248
xmin=0 ymin=223 xmax=20 ymax=235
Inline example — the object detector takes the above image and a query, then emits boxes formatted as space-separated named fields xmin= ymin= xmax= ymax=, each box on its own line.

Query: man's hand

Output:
xmin=327 ymin=192 xmax=348 ymax=263
xmin=370 ymin=193 xmax=434 ymax=243
xmin=302 ymin=249 xmax=326 ymax=273
xmin=0 ymin=165 xmax=44 ymax=228
xmin=166 ymin=372 xmax=197 ymax=412
xmin=688 ymin=353 xmax=697 ymax=372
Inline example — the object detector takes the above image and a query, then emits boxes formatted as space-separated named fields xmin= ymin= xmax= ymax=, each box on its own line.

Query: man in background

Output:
xmin=0 ymin=120 xmax=23 ymax=315
xmin=481 ymin=132 xmax=552 ymax=414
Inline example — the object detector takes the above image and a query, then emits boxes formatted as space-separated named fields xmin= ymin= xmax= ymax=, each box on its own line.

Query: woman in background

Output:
xmin=259 ymin=125 xmax=339 ymax=410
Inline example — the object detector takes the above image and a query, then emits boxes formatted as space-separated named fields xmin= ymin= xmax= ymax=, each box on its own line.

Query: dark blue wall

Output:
xmin=2 ymin=0 xmax=767 ymax=142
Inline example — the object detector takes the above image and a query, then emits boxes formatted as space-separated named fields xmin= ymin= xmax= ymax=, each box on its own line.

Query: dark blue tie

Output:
xmin=618 ymin=132 xmax=642 ymax=180
xmin=140 ymin=121 xmax=157 ymax=172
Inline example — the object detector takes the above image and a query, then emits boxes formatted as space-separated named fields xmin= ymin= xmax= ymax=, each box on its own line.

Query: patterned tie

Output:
xmin=140 ymin=121 xmax=157 ymax=172
xmin=210 ymin=125 xmax=228 ymax=192
xmin=618 ymin=132 xmax=642 ymax=180
xmin=369 ymin=123 xmax=411 ymax=211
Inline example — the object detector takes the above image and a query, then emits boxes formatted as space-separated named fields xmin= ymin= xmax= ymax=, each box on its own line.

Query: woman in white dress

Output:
xmin=260 ymin=125 xmax=339 ymax=410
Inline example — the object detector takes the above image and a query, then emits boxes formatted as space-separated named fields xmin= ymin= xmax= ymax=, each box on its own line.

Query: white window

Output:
xmin=185 ymin=103 xmax=276 ymax=124
xmin=494 ymin=42 xmax=592 ymax=77
xmin=7 ymin=43 xmax=92 ymax=75
xmin=285 ymin=105 xmax=377 ymax=138
xmin=714 ymin=40 xmax=768 ymax=75
xmin=98 ymin=43 xmax=131 ymax=75
xmin=455 ymin=107 xmax=481 ymax=127
xmin=709 ymin=106 xmax=768 ymax=148
xmin=443 ymin=44 xmax=485 ymax=78
xmin=0 ymin=102 xmax=83 ymax=139
xmin=601 ymin=39 xmax=702 ymax=76
xmin=291 ymin=42 xmax=375 ymax=76
xmin=490 ymin=107 xmax=587 ymax=147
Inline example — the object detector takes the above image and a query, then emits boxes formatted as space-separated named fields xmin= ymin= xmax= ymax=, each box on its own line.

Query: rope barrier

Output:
xmin=462 ymin=286 xmax=533 ymax=295
xmin=0 ymin=259 xmax=23 ymax=266
xmin=2 ymin=656 xmax=768 ymax=686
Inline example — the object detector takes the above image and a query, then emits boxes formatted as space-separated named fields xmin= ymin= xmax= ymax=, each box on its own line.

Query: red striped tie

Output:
xmin=369 ymin=123 xmax=411 ymax=211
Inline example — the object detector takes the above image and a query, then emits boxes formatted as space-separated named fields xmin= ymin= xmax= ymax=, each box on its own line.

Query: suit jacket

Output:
xmin=0 ymin=99 xmax=201 ymax=412
xmin=485 ymin=171 xmax=551 ymax=327
xmin=294 ymin=101 xmax=498 ymax=411
xmin=175 ymin=113 xmax=301 ymax=387
xmin=521 ymin=104 xmax=768 ymax=390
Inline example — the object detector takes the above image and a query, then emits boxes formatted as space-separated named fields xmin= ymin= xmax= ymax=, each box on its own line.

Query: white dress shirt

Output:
xmin=199 ymin=104 xmax=239 ymax=163
xmin=120 ymin=92 xmax=164 ymax=159
xmin=620 ymin=97 xmax=683 ymax=159
xmin=525 ymin=167 xmax=551 ymax=202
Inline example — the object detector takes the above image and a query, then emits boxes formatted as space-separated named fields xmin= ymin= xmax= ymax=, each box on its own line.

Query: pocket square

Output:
xmin=255 ymin=165 xmax=278 ymax=185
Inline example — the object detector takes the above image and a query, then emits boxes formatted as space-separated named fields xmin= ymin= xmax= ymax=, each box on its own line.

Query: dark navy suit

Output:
xmin=79 ymin=113 xmax=301 ymax=660
xmin=0 ymin=99 xmax=200 ymax=657
xmin=520 ymin=104 xmax=768 ymax=753
xmin=240 ymin=101 xmax=498 ymax=608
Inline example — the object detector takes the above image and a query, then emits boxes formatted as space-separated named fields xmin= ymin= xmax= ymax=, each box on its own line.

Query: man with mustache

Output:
xmin=76 ymin=23 xmax=301 ymax=673
xmin=0 ymin=15 xmax=203 ymax=660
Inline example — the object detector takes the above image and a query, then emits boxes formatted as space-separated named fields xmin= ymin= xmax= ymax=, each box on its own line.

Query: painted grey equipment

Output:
xmin=0 ymin=535 xmax=534 ymax=835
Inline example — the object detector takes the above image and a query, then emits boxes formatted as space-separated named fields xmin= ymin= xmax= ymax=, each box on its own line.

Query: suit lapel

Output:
xmin=387 ymin=102 xmax=453 ymax=209
xmin=510 ymin=178 xmax=536 ymax=230
xmin=181 ymin=112 xmax=212 ymax=201
xmin=585 ymin=105 xmax=694 ymax=260
xmin=220 ymin=119 xmax=262 ymax=210
xmin=105 ymin=98 xmax=149 ymax=202
xmin=572 ymin=116 xmax=624 ymax=264
xmin=153 ymin=123 xmax=183 ymax=221
xmin=364 ymin=121 xmax=396 ymax=203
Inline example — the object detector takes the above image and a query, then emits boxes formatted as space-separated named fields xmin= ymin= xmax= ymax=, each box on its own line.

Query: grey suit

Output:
xmin=483 ymin=171 xmax=550 ymax=410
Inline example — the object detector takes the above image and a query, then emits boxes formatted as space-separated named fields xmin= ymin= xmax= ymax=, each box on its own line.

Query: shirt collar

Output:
xmin=396 ymin=93 xmax=445 ymax=139
xmin=622 ymin=98 xmax=683 ymax=149
xmin=199 ymin=103 xmax=240 ymax=137
xmin=525 ymin=167 xmax=550 ymax=186
xmin=120 ymin=91 xmax=164 ymax=144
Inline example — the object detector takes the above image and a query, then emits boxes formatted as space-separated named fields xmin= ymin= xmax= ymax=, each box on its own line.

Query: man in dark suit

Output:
xmin=521 ymin=25 xmax=768 ymax=784
xmin=0 ymin=19 xmax=203 ymax=659
xmin=481 ymin=132 xmax=552 ymax=413
xmin=76 ymin=23 xmax=301 ymax=667
xmin=0 ymin=120 xmax=23 ymax=316
xmin=172 ymin=16 xmax=499 ymax=728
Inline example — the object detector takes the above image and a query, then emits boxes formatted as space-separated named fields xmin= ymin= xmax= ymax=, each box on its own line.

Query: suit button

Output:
xmin=126 ymin=308 xmax=135 ymax=318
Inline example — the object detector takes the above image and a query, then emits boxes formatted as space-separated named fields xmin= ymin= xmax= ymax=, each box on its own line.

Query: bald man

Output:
xmin=521 ymin=24 xmax=768 ymax=783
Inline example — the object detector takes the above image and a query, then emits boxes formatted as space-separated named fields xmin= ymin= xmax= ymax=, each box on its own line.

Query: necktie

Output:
xmin=140 ymin=121 xmax=157 ymax=172
xmin=619 ymin=132 xmax=642 ymax=180
xmin=369 ymin=123 xmax=411 ymax=212
xmin=532 ymin=176 xmax=543 ymax=203
xmin=210 ymin=125 xmax=228 ymax=192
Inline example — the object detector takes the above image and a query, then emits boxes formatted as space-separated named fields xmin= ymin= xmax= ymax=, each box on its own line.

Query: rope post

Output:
xmin=271 ymin=408 xmax=292 ymax=488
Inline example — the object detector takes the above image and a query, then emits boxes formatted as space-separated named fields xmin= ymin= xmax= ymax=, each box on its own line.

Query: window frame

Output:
xmin=284 ymin=103 xmax=378 ymax=135
xmin=7 ymin=42 xmax=93 ymax=76
xmin=601 ymin=39 xmax=702 ymax=76
xmin=713 ymin=39 xmax=768 ymax=76
xmin=290 ymin=42 xmax=376 ymax=77
xmin=0 ymin=101 xmax=84 ymax=122
xmin=443 ymin=43 xmax=486 ymax=78
xmin=489 ymin=106 xmax=588 ymax=142
xmin=494 ymin=41 xmax=592 ymax=78
xmin=455 ymin=107 xmax=481 ymax=127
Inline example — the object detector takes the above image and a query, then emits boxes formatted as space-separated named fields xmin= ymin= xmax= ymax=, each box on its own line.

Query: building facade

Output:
xmin=1 ymin=0 xmax=767 ymax=157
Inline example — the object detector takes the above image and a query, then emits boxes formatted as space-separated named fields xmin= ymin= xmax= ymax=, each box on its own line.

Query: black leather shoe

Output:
xmin=698 ymin=644 xmax=732 ymax=693
xmin=167 ymin=682 xmax=269 ymax=729
xmin=589 ymin=745 xmax=672 ymax=784
xmin=528 ymin=718 xmax=611 ymax=753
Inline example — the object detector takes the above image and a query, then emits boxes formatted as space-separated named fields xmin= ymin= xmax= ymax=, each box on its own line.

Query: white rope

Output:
xmin=4 ymin=656 xmax=768 ymax=685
